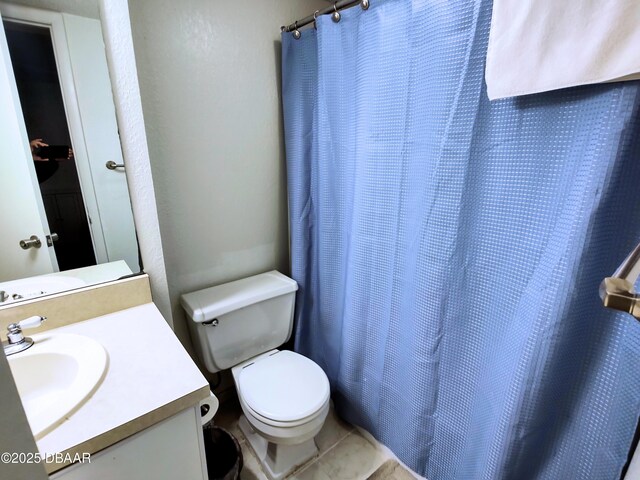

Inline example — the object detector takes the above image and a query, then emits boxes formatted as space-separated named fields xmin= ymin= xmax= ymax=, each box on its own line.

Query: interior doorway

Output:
xmin=4 ymin=20 xmax=96 ymax=270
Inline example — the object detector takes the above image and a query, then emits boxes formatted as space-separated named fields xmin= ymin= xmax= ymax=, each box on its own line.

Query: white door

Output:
xmin=62 ymin=13 xmax=139 ymax=272
xmin=0 ymin=13 xmax=57 ymax=282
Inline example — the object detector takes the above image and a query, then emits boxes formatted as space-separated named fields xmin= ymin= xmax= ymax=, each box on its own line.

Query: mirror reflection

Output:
xmin=0 ymin=1 xmax=140 ymax=304
xmin=7 ymin=21 xmax=96 ymax=269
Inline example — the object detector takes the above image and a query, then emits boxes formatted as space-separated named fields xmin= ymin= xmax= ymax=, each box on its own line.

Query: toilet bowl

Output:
xmin=232 ymin=349 xmax=330 ymax=444
xmin=232 ymin=349 xmax=330 ymax=478
xmin=180 ymin=271 xmax=331 ymax=480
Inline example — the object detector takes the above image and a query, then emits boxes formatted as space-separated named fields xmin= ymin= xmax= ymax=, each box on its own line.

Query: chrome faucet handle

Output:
xmin=3 ymin=316 xmax=46 ymax=356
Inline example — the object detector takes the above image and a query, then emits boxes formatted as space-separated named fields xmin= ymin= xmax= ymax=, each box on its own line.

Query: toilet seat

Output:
xmin=237 ymin=350 xmax=330 ymax=426
xmin=243 ymin=397 xmax=328 ymax=428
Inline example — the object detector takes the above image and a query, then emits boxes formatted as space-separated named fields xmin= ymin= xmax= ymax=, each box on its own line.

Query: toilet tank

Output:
xmin=181 ymin=271 xmax=298 ymax=373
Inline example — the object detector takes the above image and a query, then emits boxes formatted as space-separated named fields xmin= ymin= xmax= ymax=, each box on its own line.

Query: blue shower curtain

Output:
xmin=282 ymin=1 xmax=640 ymax=478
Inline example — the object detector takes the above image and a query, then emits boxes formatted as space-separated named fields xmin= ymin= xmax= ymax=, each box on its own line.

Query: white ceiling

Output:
xmin=2 ymin=0 xmax=99 ymax=19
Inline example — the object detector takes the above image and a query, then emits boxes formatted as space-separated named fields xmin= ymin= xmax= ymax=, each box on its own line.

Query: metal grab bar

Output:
xmin=105 ymin=160 xmax=125 ymax=170
xmin=600 ymin=242 xmax=640 ymax=320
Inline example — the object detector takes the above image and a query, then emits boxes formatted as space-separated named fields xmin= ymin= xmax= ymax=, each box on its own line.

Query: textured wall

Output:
xmin=128 ymin=0 xmax=325 ymax=350
xmin=99 ymin=0 xmax=172 ymax=322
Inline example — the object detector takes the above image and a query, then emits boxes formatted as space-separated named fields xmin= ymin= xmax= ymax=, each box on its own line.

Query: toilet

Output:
xmin=181 ymin=271 xmax=330 ymax=479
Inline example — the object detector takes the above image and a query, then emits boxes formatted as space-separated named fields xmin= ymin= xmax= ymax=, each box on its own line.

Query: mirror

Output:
xmin=0 ymin=0 xmax=141 ymax=304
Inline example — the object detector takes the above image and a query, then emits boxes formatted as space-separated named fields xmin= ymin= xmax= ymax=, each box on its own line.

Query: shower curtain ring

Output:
xmin=332 ymin=2 xmax=341 ymax=23
xmin=313 ymin=10 xmax=320 ymax=30
xmin=293 ymin=21 xmax=301 ymax=39
xmin=361 ymin=0 xmax=370 ymax=10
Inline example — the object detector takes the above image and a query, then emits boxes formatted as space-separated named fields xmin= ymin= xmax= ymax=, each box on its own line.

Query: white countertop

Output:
xmin=0 ymin=261 xmax=134 ymax=305
xmin=34 ymin=303 xmax=209 ymax=462
xmin=50 ymin=260 xmax=134 ymax=285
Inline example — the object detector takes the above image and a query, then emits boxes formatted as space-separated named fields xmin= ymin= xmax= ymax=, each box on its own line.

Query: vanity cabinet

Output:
xmin=2 ymin=299 xmax=212 ymax=479
xmin=50 ymin=407 xmax=208 ymax=480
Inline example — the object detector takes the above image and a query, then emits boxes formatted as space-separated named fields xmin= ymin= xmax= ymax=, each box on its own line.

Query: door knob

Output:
xmin=19 ymin=235 xmax=42 ymax=250
xmin=46 ymin=233 xmax=59 ymax=247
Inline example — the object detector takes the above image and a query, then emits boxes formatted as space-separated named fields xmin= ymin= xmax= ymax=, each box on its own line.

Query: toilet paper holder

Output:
xmin=200 ymin=390 xmax=219 ymax=426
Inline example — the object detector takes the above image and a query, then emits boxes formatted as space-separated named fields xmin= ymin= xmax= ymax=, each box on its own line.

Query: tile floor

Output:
xmin=214 ymin=398 xmax=417 ymax=480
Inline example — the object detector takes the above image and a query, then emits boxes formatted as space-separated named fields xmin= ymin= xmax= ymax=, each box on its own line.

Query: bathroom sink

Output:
xmin=0 ymin=276 xmax=86 ymax=303
xmin=8 ymin=333 xmax=108 ymax=439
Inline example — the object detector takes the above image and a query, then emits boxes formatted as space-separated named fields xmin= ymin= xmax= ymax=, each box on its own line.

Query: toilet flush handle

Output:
xmin=203 ymin=318 xmax=219 ymax=327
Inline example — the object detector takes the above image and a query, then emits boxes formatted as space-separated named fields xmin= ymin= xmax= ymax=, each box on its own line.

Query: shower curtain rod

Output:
xmin=281 ymin=0 xmax=369 ymax=33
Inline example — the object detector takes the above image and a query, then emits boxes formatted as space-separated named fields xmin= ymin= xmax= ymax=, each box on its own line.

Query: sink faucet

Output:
xmin=2 ymin=316 xmax=46 ymax=356
xmin=0 ymin=291 xmax=8 ymax=303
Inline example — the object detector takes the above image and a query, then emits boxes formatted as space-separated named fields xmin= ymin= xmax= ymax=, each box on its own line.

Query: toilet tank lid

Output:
xmin=180 ymin=270 xmax=298 ymax=323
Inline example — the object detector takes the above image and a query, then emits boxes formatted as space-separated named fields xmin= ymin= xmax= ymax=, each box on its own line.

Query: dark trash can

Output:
xmin=202 ymin=424 xmax=243 ymax=480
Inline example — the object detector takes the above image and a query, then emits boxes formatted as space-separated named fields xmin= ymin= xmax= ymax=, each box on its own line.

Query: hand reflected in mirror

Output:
xmin=29 ymin=138 xmax=48 ymax=161
xmin=30 ymin=139 xmax=73 ymax=162
xmin=29 ymin=139 xmax=72 ymax=184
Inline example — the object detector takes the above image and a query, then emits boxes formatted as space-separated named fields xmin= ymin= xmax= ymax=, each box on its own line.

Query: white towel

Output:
xmin=485 ymin=0 xmax=640 ymax=100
